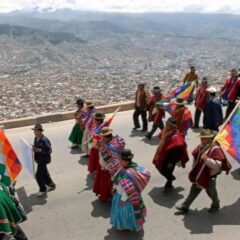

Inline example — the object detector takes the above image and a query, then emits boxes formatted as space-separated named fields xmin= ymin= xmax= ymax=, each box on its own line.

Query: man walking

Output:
xmin=32 ymin=123 xmax=55 ymax=197
xmin=133 ymin=83 xmax=150 ymax=132
xmin=193 ymin=77 xmax=209 ymax=128
xmin=176 ymin=129 xmax=231 ymax=214
xmin=203 ymin=87 xmax=223 ymax=131
xmin=153 ymin=117 xmax=189 ymax=191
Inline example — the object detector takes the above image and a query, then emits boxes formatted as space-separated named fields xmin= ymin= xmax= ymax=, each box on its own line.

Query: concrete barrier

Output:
xmin=0 ymin=101 xmax=135 ymax=129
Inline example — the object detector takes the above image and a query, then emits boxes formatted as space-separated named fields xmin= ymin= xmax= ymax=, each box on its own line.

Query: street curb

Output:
xmin=0 ymin=101 xmax=135 ymax=129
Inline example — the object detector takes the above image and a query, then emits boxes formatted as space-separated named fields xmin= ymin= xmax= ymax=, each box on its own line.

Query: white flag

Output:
xmin=20 ymin=138 xmax=35 ymax=178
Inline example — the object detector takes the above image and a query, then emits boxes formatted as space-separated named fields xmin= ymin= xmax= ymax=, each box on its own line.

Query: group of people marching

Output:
xmin=68 ymin=100 xmax=151 ymax=231
xmin=67 ymin=67 xmax=239 ymax=231
xmin=132 ymin=66 xmax=239 ymax=214
xmin=1 ymin=67 xmax=239 ymax=239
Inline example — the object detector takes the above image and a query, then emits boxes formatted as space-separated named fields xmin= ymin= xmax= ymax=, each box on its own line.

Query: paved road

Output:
xmin=6 ymin=109 xmax=240 ymax=240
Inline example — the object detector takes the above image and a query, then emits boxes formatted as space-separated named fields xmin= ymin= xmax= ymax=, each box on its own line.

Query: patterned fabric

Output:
xmin=99 ymin=136 xmax=125 ymax=176
xmin=113 ymin=165 xmax=150 ymax=228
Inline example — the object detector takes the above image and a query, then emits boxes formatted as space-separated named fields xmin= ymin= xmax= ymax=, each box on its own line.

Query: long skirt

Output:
xmin=93 ymin=166 xmax=113 ymax=201
xmin=68 ymin=123 xmax=83 ymax=145
xmin=0 ymin=188 xmax=22 ymax=236
xmin=110 ymin=192 xmax=138 ymax=231
xmin=88 ymin=148 xmax=100 ymax=173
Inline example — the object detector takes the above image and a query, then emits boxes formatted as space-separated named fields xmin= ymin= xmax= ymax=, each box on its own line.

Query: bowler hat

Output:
xmin=175 ymin=97 xmax=185 ymax=106
xmin=200 ymin=129 xmax=216 ymax=138
xmin=85 ymin=101 xmax=94 ymax=108
xmin=166 ymin=117 xmax=177 ymax=128
xmin=94 ymin=112 xmax=105 ymax=120
xmin=121 ymin=149 xmax=134 ymax=161
xmin=32 ymin=123 xmax=44 ymax=131
xmin=100 ymin=127 xmax=113 ymax=136
xmin=76 ymin=98 xmax=84 ymax=105
xmin=151 ymin=86 xmax=161 ymax=93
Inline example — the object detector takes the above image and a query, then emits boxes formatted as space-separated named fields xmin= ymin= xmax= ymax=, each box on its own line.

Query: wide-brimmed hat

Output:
xmin=100 ymin=127 xmax=113 ymax=136
xmin=175 ymin=97 xmax=185 ymax=106
xmin=76 ymin=98 xmax=84 ymax=105
xmin=94 ymin=112 xmax=105 ymax=120
xmin=151 ymin=86 xmax=161 ymax=93
xmin=85 ymin=101 xmax=94 ymax=108
xmin=207 ymin=86 xmax=217 ymax=93
xmin=121 ymin=149 xmax=134 ymax=161
xmin=166 ymin=117 xmax=177 ymax=128
xmin=200 ymin=129 xmax=216 ymax=138
xmin=32 ymin=123 xmax=44 ymax=131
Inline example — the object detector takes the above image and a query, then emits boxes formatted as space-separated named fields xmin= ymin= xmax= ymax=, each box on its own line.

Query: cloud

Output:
xmin=0 ymin=0 xmax=240 ymax=14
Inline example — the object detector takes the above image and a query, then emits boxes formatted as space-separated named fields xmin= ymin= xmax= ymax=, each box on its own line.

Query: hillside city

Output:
xmin=1 ymin=13 xmax=240 ymax=120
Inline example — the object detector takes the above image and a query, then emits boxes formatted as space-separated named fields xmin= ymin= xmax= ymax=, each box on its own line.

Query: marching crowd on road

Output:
xmin=1 ymin=66 xmax=240 ymax=239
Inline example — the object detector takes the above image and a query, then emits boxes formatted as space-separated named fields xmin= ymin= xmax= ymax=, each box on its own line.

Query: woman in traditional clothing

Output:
xmin=87 ymin=112 xmax=105 ymax=173
xmin=81 ymin=101 xmax=96 ymax=157
xmin=0 ymin=181 xmax=28 ymax=240
xmin=68 ymin=98 xmax=85 ymax=149
xmin=93 ymin=127 xmax=125 ymax=201
xmin=111 ymin=149 xmax=151 ymax=231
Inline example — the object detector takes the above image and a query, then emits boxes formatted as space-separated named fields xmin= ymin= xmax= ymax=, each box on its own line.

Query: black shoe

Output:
xmin=208 ymin=204 xmax=220 ymax=213
xmin=145 ymin=134 xmax=152 ymax=140
xmin=133 ymin=126 xmax=141 ymax=130
xmin=176 ymin=205 xmax=189 ymax=213
xmin=141 ymin=128 xmax=147 ymax=132
xmin=163 ymin=181 xmax=173 ymax=192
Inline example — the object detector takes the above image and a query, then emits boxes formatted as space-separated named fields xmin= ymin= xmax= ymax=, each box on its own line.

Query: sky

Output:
xmin=0 ymin=0 xmax=240 ymax=14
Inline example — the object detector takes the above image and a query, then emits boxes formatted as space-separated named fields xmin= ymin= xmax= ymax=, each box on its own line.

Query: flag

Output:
xmin=214 ymin=106 xmax=240 ymax=163
xmin=158 ymin=82 xmax=195 ymax=114
xmin=20 ymin=138 xmax=35 ymax=178
xmin=95 ymin=107 xmax=121 ymax=134
xmin=83 ymin=107 xmax=121 ymax=146
xmin=0 ymin=129 xmax=22 ymax=186
xmin=164 ymin=82 xmax=195 ymax=102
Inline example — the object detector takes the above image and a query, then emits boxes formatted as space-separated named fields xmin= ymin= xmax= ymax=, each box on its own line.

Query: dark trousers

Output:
xmin=182 ymin=178 xmax=220 ymax=209
xmin=0 ymin=225 xmax=28 ymax=240
xmin=133 ymin=107 xmax=148 ymax=130
xmin=225 ymin=101 xmax=236 ymax=119
xmin=147 ymin=121 xmax=164 ymax=138
xmin=161 ymin=159 xmax=179 ymax=184
xmin=194 ymin=108 xmax=202 ymax=127
xmin=36 ymin=163 xmax=55 ymax=192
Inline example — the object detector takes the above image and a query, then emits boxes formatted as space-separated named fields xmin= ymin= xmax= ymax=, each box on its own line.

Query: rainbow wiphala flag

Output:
xmin=215 ymin=106 xmax=240 ymax=163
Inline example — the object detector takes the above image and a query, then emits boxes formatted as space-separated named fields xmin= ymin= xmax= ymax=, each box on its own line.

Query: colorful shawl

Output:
xmin=100 ymin=136 xmax=125 ymax=176
xmin=114 ymin=164 xmax=151 ymax=227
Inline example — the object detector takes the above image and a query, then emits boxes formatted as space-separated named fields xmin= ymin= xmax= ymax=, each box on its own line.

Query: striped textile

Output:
xmin=100 ymin=136 xmax=125 ymax=176
xmin=115 ymin=166 xmax=150 ymax=228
